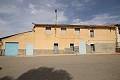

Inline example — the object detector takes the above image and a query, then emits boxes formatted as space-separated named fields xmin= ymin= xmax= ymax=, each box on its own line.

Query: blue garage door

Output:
xmin=79 ymin=41 xmax=86 ymax=54
xmin=26 ymin=44 xmax=34 ymax=56
xmin=5 ymin=42 xmax=18 ymax=56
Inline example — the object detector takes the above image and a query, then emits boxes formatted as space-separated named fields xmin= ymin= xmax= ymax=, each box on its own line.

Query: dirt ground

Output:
xmin=0 ymin=54 xmax=120 ymax=80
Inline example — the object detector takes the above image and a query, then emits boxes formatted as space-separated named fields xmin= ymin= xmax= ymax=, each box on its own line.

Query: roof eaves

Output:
xmin=33 ymin=24 xmax=116 ymax=28
xmin=0 ymin=31 xmax=33 ymax=40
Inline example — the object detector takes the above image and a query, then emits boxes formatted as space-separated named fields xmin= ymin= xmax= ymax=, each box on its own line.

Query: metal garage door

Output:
xmin=5 ymin=42 xmax=18 ymax=56
xmin=79 ymin=41 xmax=86 ymax=54
xmin=26 ymin=44 xmax=34 ymax=55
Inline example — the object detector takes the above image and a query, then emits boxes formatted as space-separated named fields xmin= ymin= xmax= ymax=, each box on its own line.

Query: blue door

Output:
xmin=26 ymin=44 xmax=34 ymax=55
xmin=54 ymin=43 xmax=58 ymax=53
xmin=5 ymin=42 xmax=18 ymax=56
xmin=79 ymin=41 xmax=86 ymax=54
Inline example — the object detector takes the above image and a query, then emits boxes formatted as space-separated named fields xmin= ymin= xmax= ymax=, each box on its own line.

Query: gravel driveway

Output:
xmin=0 ymin=54 xmax=120 ymax=80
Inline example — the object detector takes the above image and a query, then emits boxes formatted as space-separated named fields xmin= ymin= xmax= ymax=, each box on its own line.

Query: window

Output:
xmin=46 ymin=27 xmax=51 ymax=34
xmin=70 ymin=43 xmax=74 ymax=51
xmin=61 ymin=28 xmax=66 ymax=34
xmin=118 ymin=28 xmax=120 ymax=34
xmin=75 ymin=28 xmax=80 ymax=34
xmin=90 ymin=44 xmax=95 ymax=51
xmin=90 ymin=30 xmax=94 ymax=37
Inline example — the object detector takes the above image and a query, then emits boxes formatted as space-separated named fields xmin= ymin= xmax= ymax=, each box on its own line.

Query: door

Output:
xmin=79 ymin=41 xmax=86 ymax=54
xmin=26 ymin=44 xmax=34 ymax=55
xmin=70 ymin=43 xmax=74 ymax=51
xmin=54 ymin=43 xmax=58 ymax=53
xmin=5 ymin=42 xmax=18 ymax=56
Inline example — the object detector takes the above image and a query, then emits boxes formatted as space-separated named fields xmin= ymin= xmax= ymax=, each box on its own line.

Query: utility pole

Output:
xmin=55 ymin=9 xmax=57 ymax=24
xmin=55 ymin=10 xmax=57 ymax=36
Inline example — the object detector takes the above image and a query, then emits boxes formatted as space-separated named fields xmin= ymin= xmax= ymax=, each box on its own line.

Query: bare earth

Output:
xmin=0 ymin=54 xmax=120 ymax=80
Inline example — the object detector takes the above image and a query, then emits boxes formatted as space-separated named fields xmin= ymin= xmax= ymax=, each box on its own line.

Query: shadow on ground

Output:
xmin=0 ymin=67 xmax=72 ymax=80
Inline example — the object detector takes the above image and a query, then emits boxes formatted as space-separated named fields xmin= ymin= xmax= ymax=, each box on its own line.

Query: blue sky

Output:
xmin=0 ymin=0 xmax=120 ymax=37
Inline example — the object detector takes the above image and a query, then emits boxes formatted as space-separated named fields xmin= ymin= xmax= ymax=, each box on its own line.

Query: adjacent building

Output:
xmin=0 ymin=24 xmax=120 ymax=56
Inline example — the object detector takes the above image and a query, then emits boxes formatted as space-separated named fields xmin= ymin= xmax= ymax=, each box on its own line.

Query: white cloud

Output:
xmin=0 ymin=5 xmax=17 ymax=14
xmin=15 ymin=0 xmax=23 ymax=3
xmin=28 ymin=3 xmax=37 ymax=14
xmin=84 ymin=0 xmax=92 ymax=3
xmin=72 ymin=19 xmax=82 ymax=25
xmin=0 ymin=0 xmax=67 ymax=37
xmin=27 ymin=3 xmax=68 ymax=23
xmin=0 ymin=19 xmax=6 ymax=26
xmin=0 ymin=19 xmax=14 ymax=37
xmin=57 ymin=11 xmax=68 ymax=23
xmin=46 ymin=4 xmax=52 ymax=8
xmin=72 ymin=14 xmax=120 ymax=25
xmin=71 ymin=0 xmax=83 ymax=7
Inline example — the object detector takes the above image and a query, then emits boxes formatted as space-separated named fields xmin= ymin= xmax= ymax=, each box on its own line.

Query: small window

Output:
xmin=70 ymin=43 xmax=74 ymax=51
xmin=46 ymin=27 xmax=51 ymax=34
xmin=90 ymin=30 xmax=94 ymax=37
xmin=75 ymin=28 xmax=80 ymax=34
xmin=61 ymin=28 xmax=66 ymax=34
xmin=118 ymin=28 xmax=120 ymax=34
xmin=90 ymin=44 xmax=95 ymax=51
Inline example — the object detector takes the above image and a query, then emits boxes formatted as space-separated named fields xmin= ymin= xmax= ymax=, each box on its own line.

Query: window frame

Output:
xmin=118 ymin=28 xmax=120 ymax=34
xmin=61 ymin=27 xmax=67 ymax=34
xmin=75 ymin=28 xmax=80 ymax=34
xmin=90 ymin=30 xmax=94 ymax=37
xmin=90 ymin=44 xmax=95 ymax=51
xmin=46 ymin=27 xmax=51 ymax=34
xmin=70 ymin=43 xmax=74 ymax=51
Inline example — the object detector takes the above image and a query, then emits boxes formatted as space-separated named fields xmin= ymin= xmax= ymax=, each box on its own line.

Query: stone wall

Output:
xmin=0 ymin=49 xmax=4 ymax=56
xmin=92 ymin=43 xmax=115 ymax=53
xmin=1 ymin=43 xmax=116 ymax=56
xmin=86 ymin=44 xmax=91 ymax=53
xmin=18 ymin=49 xmax=26 ymax=56
xmin=33 ymin=49 xmax=53 ymax=55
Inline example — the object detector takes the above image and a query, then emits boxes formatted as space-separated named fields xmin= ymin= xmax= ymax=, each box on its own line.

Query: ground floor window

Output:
xmin=70 ymin=43 xmax=74 ymax=51
xmin=90 ymin=44 xmax=95 ymax=51
xmin=54 ymin=43 xmax=58 ymax=53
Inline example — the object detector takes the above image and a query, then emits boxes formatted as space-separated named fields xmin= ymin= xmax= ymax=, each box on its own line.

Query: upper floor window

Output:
xmin=46 ymin=27 xmax=51 ymax=34
xmin=118 ymin=28 xmax=120 ymax=34
xmin=75 ymin=28 xmax=80 ymax=34
xmin=90 ymin=30 xmax=94 ymax=37
xmin=61 ymin=28 xmax=66 ymax=34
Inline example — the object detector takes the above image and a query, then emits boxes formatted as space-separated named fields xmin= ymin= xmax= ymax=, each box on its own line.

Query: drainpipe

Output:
xmin=0 ymin=40 xmax=3 ymax=56
xmin=115 ymin=26 xmax=119 ymax=52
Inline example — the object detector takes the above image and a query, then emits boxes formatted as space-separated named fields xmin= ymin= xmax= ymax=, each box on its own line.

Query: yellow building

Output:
xmin=0 ymin=24 xmax=119 ymax=56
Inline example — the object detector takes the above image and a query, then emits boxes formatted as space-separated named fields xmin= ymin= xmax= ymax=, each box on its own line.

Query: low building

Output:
xmin=0 ymin=24 xmax=119 ymax=56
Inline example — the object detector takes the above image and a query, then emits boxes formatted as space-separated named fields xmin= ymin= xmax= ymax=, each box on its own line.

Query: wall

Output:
xmin=0 ymin=25 xmax=116 ymax=56
xmin=1 ymin=31 xmax=34 ymax=56
xmin=34 ymin=26 xmax=116 ymax=54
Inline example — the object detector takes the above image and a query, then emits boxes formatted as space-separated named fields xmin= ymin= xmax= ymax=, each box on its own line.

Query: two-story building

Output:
xmin=0 ymin=24 xmax=119 ymax=56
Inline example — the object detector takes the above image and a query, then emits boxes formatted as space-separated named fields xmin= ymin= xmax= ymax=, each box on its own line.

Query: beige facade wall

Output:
xmin=0 ymin=25 xmax=117 ymax=55
xmin=1 ymin=31 xmax=34 ymax=49
xmin=34 ymin=26 xmax=116 ymax=52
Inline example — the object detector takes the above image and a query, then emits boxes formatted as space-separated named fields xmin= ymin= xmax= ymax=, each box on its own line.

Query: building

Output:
xmin=0 ymin=24 xmax=120 ymax=56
